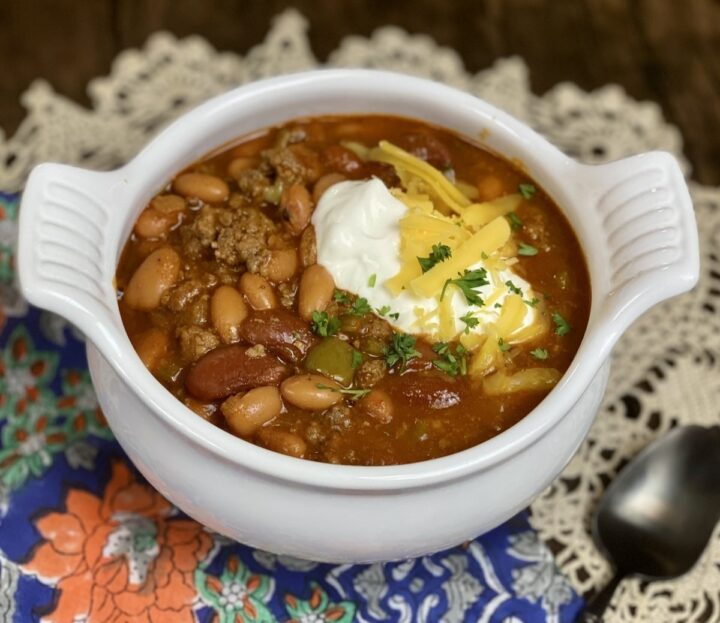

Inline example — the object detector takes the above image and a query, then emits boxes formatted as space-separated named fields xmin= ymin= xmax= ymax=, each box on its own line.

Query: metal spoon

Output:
xmin=578 ymin=425 xmax=720 ymax=622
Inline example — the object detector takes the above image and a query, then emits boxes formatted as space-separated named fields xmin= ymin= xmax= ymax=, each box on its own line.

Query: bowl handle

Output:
xmin=17 ymin=163 xmax=128 ymax=359
xmin=579 ymin=151 xmax=699 ymax=338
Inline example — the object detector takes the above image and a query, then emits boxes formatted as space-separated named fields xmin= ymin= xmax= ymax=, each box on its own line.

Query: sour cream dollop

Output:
xmin=312 ymin=179 xmax=537 ymax=338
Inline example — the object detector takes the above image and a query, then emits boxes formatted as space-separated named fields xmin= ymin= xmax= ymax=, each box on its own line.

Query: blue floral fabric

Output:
xmin=0 ymin=190 xmax=582 ymax=622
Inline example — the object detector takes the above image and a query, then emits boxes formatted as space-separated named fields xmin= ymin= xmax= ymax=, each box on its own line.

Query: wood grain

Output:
xmin=1 ymin=0 xmax=719 ymax=183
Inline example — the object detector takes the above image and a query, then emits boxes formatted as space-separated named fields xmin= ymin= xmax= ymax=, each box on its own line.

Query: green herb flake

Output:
xmin=441 ymin=268 xmax=489 ymax=306
xmin=481 ymin=251 xmax=489 ymax=260
xmin=498 ymin=338 xmax=511 ymax=352
xmin=524 ymin=297 xmax=540 ymax=307
xmin=518 ymin=183 xmax=536 ymax=199
xmin=368 ymin=273 xmax=377 ymax=287
xmin=507 ymin=212 xmax=523 ymax=230
xmin=530 ymin=348 xmax=549 ymax=360
xmin=311 ymin=311 xmax=341 ymax=337
xmin=351 ymin=297 xmax=372 ymax=316
xmin=377 ymin=305 xmax=391 ymax=317
xmin=494 ymin=302 xmax=503 ymax=309
xmin=505 ymin=280 xmax=522 ymax=295
xmin=459 ymin=311 xmax=480 ymax=334
xmin=418 ymin=243 xmax=452 ymax=273
xmin=389 ymin=312 xmax=400 ymax=321
xmin=333 ymin=290 xmax=351 ymax=304
xmin=316 ymin=384 xmax=371 ymax=401
xmin=385 ymin=333 xmax=421 ymax=369
xmin=431 ymin=341 xmax=468 ymax=377
xmin=518 ymin=243 xmax=539 ymax=256
xmin=552 ymin=312 xmax=571 ymax=336
xmin=351 ymin=349 xmax=364 ymax=369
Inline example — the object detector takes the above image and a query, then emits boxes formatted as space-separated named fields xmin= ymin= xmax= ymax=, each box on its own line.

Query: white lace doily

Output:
xmin=1 ymin=11 xmax=717 ymax=622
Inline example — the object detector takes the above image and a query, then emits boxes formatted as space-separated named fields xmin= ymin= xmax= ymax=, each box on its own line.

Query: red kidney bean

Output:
xmin=321 ymin=145 xmax=364 ymax=174
xmin=239 ymin=309 xmax=317 ymax=363
xmin=185 ymin=344 xmax=290 ymax=401
xmin=351 ymin=161 xmax=401 ymax=188
xmin=388 ymin=372 xmax=464 ymax=410
xmin=395 ymin=133 xmax=452 ymax=170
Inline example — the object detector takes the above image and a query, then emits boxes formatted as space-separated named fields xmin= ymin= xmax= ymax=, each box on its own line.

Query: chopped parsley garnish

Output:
xmin=351 ymin=349 xmax=363 ymax=369
xmin=505 ymin=280 xmax=522 ymax=295
xmin=432 ymin=342 xmax=468 ymax=377
xmin=507 ymin=212 xmax=523 ymax=230
xmin=376 ymin=305 xmax=391 ymax=316
xmin=389 ymin=312 xmax=400 ymax=321
xmin=524 ymin=297 xmax=539 ymax=307
xmin=498 ymin=338 xmax=511 ymax=352
xmin=441 ymin=268 xmax=489 ymax=306
xmin=519 ymin=183 xmax=536 ymax=199
xmin=385 ymin=333 xmax=420 ymax=369
xmin=316 ymin=384 xmax=371 ymax=401
xmin=552 ymin=312 xmax=571 ymax=336
xmin=518 ymin=243 xmax=539 ymax=256
xmin=350 ymin=297 xmax=372 ymax=316
xmin=368 ymin=273 xmax=377 ymax=287
xmin=531 ymin=348 xmax=549 ymax=360
xmin=459 ymin=311 xmax=479 ymax=334
xmin=494 ymin=302 xmax=503 ymax=309
xmin=481 ymin=251 xmax=489 ymax=260
xmin=311 ymin=311 xmax=340 ymax=337
xmin=418 ymin=243 xmax=452 ymax=273
xmin=333 ymin=290 xmax=351 ymax=304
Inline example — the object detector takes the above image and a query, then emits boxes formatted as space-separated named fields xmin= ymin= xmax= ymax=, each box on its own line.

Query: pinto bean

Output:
xmin=124 ymin=247 xmax=181 ymax=310
xmin=256 ymin=428 xmax=307 ymax=458
xmin=210 ymin=285 xmax=249 ymax=344
xmin=240 ymin=273 xmax=277 ymax=310
xmin=359 ymin=389 xmax=394 ymax=423
xmin=151 ymin=194 xmax=186 ymax=214
xmin=185 ymin=344 xmax=290 ymax=402
xmin=263 ymin=248 xmax=298 ymax=283
xmin=227 ymin=157 xmax=258 ymax=179
xmin=239 ymin=309 xmax=316 ymax=363
xmin=312 ymin=173 xmax=346 ymax=203
xmin=280 ymin=374 xmax=342 ymax=410
xmin=298 ymin=264 xmax=334 ymax=321
xmin=299 ymin=226 xmax=317 ymax=267
xmin=477 ymin=174 xmax=506 ymax=202
xmin=134 ymin=207 xmax=181 ymax=239
xmin=221 ymin=386 xmax=282 ymax=436
xmin=134 ymin=327 xmax=170 ymax=372
xmin=280 ymin=184 xmax=313 ymax=235
xmin=173 ymin=172 xmax=229 ymax=204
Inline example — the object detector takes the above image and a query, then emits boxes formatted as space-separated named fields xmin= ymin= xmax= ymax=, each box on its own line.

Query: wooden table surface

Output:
xmin=1 ymin=0 xmax=719 ymax=185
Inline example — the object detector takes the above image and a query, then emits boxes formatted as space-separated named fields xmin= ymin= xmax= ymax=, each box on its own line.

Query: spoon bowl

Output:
xmin=580 ymin=425 xmax=720 ymax=621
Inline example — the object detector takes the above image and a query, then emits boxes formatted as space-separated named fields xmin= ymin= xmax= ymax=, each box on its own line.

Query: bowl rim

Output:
xmin=23 ymin=69 xmax=694 ymax=491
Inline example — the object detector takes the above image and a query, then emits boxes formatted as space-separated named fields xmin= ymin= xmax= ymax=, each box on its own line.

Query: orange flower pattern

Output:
xmin=23 ymin=461 xmax=213 ymax=623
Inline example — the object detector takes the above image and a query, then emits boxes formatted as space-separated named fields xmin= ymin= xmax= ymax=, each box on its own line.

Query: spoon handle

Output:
xmin=577 ymin=574 xmax=624 ymax=622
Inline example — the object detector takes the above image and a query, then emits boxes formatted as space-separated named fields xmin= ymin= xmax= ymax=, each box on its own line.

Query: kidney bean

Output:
xmin=298 ymin=264 xmax=334 ymax=321
xmin=395 ymin=133 xmax=452 ymax=170
xmin=210 ymin=285 xmax=249 ymax=344
xmin=173 ymin=172 xmax=229 ymax=204
xmin=321 ymin=145 xmax=363 ymax=174
xmin=280 ymin=374 xmax=342 ymax=410
xmin=280 ymin=184 xmax=314 ymax=235
xmin=312 ymin=173 xmax=346 ymax=203
xmin=221 ymin=386 xmax=282 ymax=436
xmin=239 ymin=309 xmax=316 ymax=363
xmin=352 ymin=161 xmax=400 ymax=188
xmin=256 ymin=428 xmax=307 ymax=458
xmin=185 ymin=344 xmax=290 ymax=401
xmin=389 ymin=372 xmax=464 ymax=410
xmin=124 ymin=247 xmax=181 ymax=310
xmin=239 ymin=273 xmax=277 ymax=310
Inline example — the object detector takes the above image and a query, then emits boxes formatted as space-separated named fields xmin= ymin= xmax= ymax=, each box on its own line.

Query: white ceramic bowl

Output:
xmin=17 ymin=70 xmax=699 ymax=563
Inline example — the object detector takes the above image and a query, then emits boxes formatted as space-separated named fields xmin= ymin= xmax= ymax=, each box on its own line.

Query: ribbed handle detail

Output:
xmin=582 ymin=152 xmax=699 ymax=338
xmin=18 ymin=163 xmax=124 ymax=357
